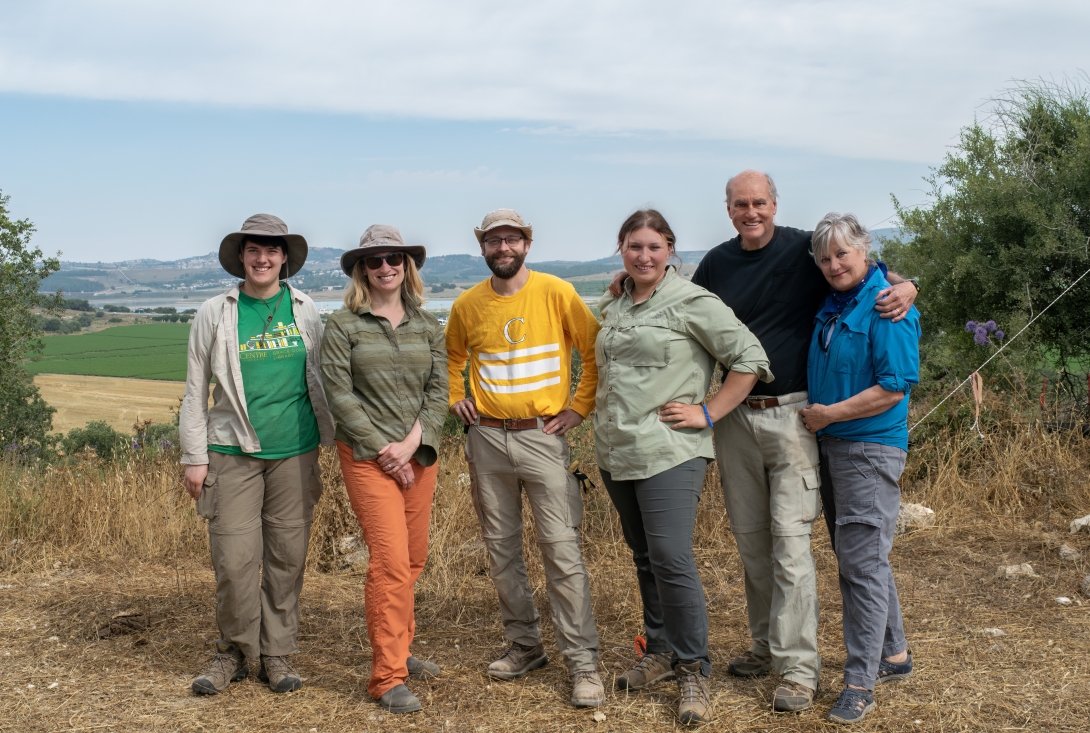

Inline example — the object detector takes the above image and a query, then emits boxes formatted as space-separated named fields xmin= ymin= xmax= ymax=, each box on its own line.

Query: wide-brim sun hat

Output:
xmin=474 ymin=208 xmax=533 ymax=244
xmin=219 ymin=213 xmax=308 ymax=279
xmin=340 ymin=224 xmax=427 ymax=276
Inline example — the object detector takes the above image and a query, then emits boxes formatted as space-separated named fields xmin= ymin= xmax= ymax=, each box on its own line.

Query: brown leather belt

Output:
xmin=745 ymin=397 xmax=783 ymax=410
xmin=477 ymin=416 xmax=551 ymax=430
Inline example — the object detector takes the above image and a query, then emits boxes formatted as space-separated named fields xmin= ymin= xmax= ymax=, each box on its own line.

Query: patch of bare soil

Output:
xmin=4 ymin=506 xmax=1089 ymax=732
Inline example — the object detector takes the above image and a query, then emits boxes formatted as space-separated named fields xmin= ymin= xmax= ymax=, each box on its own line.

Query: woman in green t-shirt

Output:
xmin=179 ymin=213 xmax=334 ymax=697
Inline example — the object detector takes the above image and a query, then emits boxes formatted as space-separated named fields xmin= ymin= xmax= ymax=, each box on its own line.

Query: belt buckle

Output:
xmin=503 ymin=418 xmax=520 ymax=430
xmin=747 ymin=398 xmax=765 ymax=409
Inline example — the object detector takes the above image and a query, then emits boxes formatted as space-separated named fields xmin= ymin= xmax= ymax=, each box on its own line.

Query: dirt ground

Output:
xmin=34 ymin=374 xmax=184 ymax=433
xmin=4 ymin=517 xmax=1089 ymax=732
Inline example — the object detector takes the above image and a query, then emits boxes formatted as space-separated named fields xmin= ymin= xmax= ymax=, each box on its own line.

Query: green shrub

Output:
xmin=62 ymin=421 xmax=128 ymax=460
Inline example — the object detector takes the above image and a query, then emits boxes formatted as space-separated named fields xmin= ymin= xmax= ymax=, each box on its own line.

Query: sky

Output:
xmin=1 ymin=1 xmax=1087 ymax=264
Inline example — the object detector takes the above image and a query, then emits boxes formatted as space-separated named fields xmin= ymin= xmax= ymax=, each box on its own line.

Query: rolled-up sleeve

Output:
xmin=872 ymin=312 xmax=921 ymax=394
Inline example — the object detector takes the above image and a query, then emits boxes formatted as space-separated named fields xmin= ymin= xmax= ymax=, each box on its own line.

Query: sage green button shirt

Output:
xmin=593 ymin=268 xmax=772 ymax=481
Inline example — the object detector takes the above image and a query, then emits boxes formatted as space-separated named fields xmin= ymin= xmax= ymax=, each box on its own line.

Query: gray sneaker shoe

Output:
xmin=258 ymin=655 xmax=302 ymax=693
xmin=570 ymin=670 xmax=606 ymax=708
xmin=487 ymin=642 xmax=548 ymax=680
xmin=191 ymin=647 xmax=247 ymax=695
xmin=727 ymin=649 xmax=771 ymax=678
xmin=378 ymin=683 xmax=422 ymax=714
xmin=407 ymin=655 xmax=440 ymax=679
xmin=615 ymin=652 xmax=675 ymax=691
xmin=676 ymin=661 xmax=711 ymax=725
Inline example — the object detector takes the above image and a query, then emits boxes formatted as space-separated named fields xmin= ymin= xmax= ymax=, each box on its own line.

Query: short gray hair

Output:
xmin=811 ymin=212 xmax=872 ymax=263
xmin=724 ymin=170 xmax=778 ymax=205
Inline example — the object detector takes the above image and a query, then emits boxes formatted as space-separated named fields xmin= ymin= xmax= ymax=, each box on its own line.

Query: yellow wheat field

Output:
xmin=34 ymin=374 xmax=185 ymax=433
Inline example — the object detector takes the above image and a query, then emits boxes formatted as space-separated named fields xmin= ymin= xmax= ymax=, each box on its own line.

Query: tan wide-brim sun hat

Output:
xmin=340 ymin=224 xmax=427 ymax=276
xmin=473 ymin=208 xmax=533 ymax=244
xmin=219 ymin=213 xmax=308 ymax=279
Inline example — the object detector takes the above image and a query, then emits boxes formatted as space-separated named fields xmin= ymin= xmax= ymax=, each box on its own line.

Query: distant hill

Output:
xmin=41 ymin=228 xmax=907 ymax=298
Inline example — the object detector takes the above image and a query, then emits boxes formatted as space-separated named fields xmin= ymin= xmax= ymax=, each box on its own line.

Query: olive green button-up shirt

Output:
xmin=593 ymin=268 xmax=772 ymax=481
xmin=320 ymin=301 xmax=448 ymax=466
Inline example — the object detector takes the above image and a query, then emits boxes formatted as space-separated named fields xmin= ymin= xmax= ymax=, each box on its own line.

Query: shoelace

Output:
xmin=832 ymin=689 xmax=871 ymax=713
xmin=678 ymin=673 xmax=707 ymax=703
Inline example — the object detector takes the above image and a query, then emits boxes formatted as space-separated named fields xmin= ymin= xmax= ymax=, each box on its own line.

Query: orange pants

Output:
xmin=337 ymin=441 xmax=437 ymax=698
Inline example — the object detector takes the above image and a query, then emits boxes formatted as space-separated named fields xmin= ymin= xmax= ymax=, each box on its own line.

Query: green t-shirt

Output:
xmin=210 ymin=285 xmax=320 ymax=460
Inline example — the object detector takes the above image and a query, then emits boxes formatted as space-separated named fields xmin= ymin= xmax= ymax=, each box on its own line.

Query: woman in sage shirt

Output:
xmin=595 ymin=209 xmax=772 ymax=726
xmin=320 ymin=225 xmax=448 ymax=714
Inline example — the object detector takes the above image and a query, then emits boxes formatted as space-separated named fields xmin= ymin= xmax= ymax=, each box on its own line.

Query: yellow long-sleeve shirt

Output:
xmin=446 ymin=271 xmax=599 ymax=419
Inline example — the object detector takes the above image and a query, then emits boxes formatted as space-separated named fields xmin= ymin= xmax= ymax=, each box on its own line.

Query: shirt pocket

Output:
xmin=610 ymin=318 xmax=672 ymax=367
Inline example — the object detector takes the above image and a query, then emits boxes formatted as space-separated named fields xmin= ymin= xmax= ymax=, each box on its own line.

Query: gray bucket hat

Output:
xmin=219 ymin=213 xmax=308 ymax=279
xmin=340 ymin=224 xmax=427 ymax=276
xmin=474 ymin=208 xmax=533 ymax=244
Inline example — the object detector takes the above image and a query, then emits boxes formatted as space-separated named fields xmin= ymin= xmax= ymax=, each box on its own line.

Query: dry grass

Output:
xmin=34 ymin=375 xmax=184 ymax=434
xmin=3 ymin=403 xmax=1090 ymax=732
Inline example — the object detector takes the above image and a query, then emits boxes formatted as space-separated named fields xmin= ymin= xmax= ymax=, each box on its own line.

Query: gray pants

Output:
xmin=819 ymin=438 xmax=908 ymax=690
xmin=465 ymin=424 xmax=599 ymax=673
xmin=602 ymin=458 xmax=711 ymax=676
xmin=197 ymin=450 xmax=323 ymax=661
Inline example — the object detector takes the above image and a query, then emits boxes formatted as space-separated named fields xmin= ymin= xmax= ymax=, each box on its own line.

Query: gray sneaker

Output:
xmin=615 ymin=652 xmax=675 ymax=691
xmin=727 ymin=649 xmax=771 ymax=678
xmin=675 ymin=661 xmax=711 ymax=725
xmin=407 ymin=655 xmax=440 ymax=679
xmin=378 ymin=683 xmax=422 ymax=714
xmin=487 ymin=642 xmax=548 ymax=680
xmin=191 ymin=648 xmax=247 ymax=695
xmin=773 ymin=680 xmax=816 ymax=712
xmin=570 ymin=670 xmax=606 ymax=708
xmin=258 ymin=655 xmax=302 ymax=693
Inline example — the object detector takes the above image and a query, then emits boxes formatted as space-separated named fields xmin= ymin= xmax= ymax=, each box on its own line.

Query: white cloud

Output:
xmin=2 ymin=1 xmax=1088 ymax=162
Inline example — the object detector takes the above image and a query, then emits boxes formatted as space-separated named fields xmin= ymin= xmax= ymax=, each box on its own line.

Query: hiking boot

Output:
xmin=191 ymin=647 xmax=247 ymax=695
xmin=773 ymin=680 xmax=816 ymax=712
xmin=407 ymin=655 xmax=440 ymax=679
xmin=615 ymin=652 xmax=675 ymax=691
xmin=487 ymin=642 xmax=548 ymax=680
xmin=675 ymin=661 xmax=711 ymax=725
xmin=877 ymin=652 xmax=913 ymax=683
xmin=727 ymin=649 xmax=771 ymax=678
xmin=378 ymin=683 xmax=422 ymax=714
xmin=258 ymin=655 xmax=302 ymax=693
xmin=570 ymin=669 xmax=606 ymax=708
xmin=827 ymin=687 xmax=875 ymax=724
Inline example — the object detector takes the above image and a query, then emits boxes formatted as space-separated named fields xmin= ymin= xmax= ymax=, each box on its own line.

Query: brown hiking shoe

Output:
xmin=615 ymin=652 xmax=675 ymax=691
xmin=487 ymin=642 xmax=548 ymax=680
xmin=570 ymin=670 xmax=606 ymax=708
xmin=675 ymin=661 xmax=711 ymax=725
xmin=773 ymin=680 xmax=815 ymax=712
xmin=191 ymin=647 xmax=247 ymax=695
xmin=258 ymin=655 xmax=302 ymax=693
xmin=727 ymin=649 xmax=771 ymax=678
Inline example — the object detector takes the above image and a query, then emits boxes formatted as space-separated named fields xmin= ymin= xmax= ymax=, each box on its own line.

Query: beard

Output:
xmin=485 ymin=249 xmax=526 ymax=279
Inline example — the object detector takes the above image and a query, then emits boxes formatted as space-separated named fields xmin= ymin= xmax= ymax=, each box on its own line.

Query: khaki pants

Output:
xmin=337 ymin=441 xmax=437 ymax=699
xmin=714 ymin=393 xmax=822 ymax=690
xmin=197 ymin=449 xmax=323 ymax=661
xmin=466 ymin=423 xmax=599 ymax=672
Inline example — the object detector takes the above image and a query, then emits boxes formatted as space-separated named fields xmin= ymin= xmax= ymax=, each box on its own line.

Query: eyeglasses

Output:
xmin=363 ymin=252 xmax=406 ymax=270
xmin=820 ymin=314 xmax=839 ymax=352
xmin=482 ymin=234 xmax=524 ymax=247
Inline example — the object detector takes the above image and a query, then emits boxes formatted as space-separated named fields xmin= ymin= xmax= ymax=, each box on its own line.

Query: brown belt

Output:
xmin=477 ymin=416 xmax=551 ymax=431
xmin=745 ymin=396 xmax=794 ymax=410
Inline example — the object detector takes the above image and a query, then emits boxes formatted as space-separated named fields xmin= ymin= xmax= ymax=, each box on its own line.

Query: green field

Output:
xmin=28 ymin=324 xmax=191 ymax=381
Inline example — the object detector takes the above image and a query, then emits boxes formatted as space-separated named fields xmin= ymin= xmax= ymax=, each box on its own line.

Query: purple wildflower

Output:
xmin=994 ymin=330 xmax=1005 ymax=340
xmin=973 ymin=326 xmax=989 ymax=346
xmin=965 ymin=320 xmax=978 ymax=333
xmin=984 ymin=320 xmax=997 ymax=333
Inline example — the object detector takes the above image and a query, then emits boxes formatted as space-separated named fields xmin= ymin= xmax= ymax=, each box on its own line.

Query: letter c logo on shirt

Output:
xmin=503 ymin=317 xmax=526 ymax=345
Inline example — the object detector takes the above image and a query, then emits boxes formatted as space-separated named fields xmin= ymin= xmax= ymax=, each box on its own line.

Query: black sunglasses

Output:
xmin=363 ymin=252 xmax=406 ymax=270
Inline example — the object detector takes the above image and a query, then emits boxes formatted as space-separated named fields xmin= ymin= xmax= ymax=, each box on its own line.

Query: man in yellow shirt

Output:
xmin=446 ymin=208 xmax=604 ymax=708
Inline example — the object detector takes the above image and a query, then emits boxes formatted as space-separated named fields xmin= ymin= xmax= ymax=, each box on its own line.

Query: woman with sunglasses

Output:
xmin=320 ymin=224 xmax=448 ymax=714
xmin=798 ymin=213 xmax=920 ymax=725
